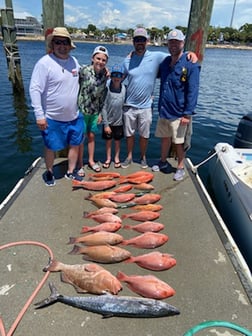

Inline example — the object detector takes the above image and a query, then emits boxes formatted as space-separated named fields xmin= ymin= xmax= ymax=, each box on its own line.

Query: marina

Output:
xmin=0 ymin=158 xmax=252 ymax=335
xmin=1 ymin=1 xmax=252 ymax=334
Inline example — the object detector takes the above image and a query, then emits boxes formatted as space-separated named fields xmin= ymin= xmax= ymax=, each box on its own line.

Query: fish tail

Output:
xmin=34 ymin=282 xmax=59 ymax=309
xmin=134 ymin=191 xmax=151 ymax=196
xmin=124 ymin=257 xmax=133 ymax=264
xmin=83 ymin=211 xmax=90 ymax=218
xmin=84 ymin=192 xmax=93 ymax=200
xmin=123 ymin=224 xmax=132 ymax=230
xmin=80 ymin=226 xmax=89 ymax=233
xmin=117 ymin=202 xmax=136 ymax=209
xmin=67 ymin=237 xmax=76 ymax=245
xmin=116 ymin=271 xmax=126 ymax=281
xmin=68 ymin=245 xmax=81 ymax=255
xmin=43 ymin=258 xmax=59 ymax=272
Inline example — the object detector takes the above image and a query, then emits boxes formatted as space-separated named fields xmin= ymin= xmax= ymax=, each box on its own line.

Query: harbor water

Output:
xmin=0 ymin=40 xmax=252 ymax=203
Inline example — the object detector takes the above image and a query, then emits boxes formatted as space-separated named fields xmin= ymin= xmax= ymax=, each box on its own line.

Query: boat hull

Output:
xmin=208 ymin=143 xmax=252 ymax=271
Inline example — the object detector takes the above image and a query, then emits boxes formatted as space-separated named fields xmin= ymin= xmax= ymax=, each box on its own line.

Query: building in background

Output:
xmin=14 ymin=16 xmax=42 ymax=36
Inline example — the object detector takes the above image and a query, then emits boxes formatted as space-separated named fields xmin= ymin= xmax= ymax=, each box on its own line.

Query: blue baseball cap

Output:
xmin=111 ymin=64 xmax=124 ymax=74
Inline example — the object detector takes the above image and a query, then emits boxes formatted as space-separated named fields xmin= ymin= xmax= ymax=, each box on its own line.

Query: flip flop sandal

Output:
xmin=114 ymin=161 xmax=121 ymax=169
xmin=88 ymin=163 xmax=101 ymax=172
xmin=103 ymin=161 xmax=111 ymax=169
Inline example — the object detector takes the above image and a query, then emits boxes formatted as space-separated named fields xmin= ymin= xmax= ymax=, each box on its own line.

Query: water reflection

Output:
xmin=12 ymin=90 xmax=32 ymax=153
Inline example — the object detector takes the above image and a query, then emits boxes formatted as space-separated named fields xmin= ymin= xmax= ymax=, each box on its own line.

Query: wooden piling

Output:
xmin=42 ymin=0 xmax=64 ymax=53
xmin=185 ymin=0 xmax=214 ymax=63
xmin=1 ymin=0 xmax=24 ymax=92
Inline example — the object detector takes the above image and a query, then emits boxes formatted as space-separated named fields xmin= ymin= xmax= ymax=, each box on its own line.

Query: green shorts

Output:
xmin=84 ymin=114 xmax=99 ymax=134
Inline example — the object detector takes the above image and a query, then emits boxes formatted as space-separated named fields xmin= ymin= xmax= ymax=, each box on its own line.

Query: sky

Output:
xmin=0 ymin=0 xmax=251 ymax=30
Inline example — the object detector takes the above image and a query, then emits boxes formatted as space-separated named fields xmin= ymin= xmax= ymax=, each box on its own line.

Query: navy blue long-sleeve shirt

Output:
xmin=158 ymin=53 xmax=200 ymax=120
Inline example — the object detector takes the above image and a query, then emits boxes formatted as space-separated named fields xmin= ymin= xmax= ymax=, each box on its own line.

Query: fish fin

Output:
xmin=68 ymin=245 xmax=81 ymax=255
xmin=34 ymin=282 xmax=59 ymax=309
xmin=60 ymin=272 xmax=70 ymax=284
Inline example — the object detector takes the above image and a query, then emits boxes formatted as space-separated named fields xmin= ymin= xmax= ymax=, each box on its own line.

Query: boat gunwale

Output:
xmin=186 ymin=158 xmax=252 ymax=303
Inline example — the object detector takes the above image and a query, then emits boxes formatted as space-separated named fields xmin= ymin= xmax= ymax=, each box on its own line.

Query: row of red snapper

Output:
xmin=44 ymin=171 xmax=177 ymax=300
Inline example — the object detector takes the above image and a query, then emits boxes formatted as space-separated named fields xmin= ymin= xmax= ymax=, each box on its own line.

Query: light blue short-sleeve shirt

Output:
xmin=123 ymin=50 xmax=167 ymax=109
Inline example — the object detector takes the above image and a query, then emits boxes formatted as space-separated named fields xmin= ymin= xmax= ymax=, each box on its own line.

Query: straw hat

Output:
xmin=47 ymin=27 xmax=76 ymax=49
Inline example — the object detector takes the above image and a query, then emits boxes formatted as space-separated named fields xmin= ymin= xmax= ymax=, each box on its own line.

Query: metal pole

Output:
xmin=230 ymin=0 xmax=237 ymax=28
xmin=185 ymin=0 xmax=214 ymax=64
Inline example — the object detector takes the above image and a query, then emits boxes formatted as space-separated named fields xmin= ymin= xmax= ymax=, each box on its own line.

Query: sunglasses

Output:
xmin=133 ymin=37 xmax=147 ymax=43
xmin=53 ymin=39 xmax=70 ymax=46
xmin=111 ymin=72 xmax=123 ymax=78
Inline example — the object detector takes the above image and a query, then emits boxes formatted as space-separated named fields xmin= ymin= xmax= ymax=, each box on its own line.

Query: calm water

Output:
xmin=0 ymin=40 xmax=252 ymax=203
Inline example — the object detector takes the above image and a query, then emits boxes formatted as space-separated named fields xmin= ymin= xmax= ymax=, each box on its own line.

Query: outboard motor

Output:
xmin=234 ymin=113 xmax=252 ymax=148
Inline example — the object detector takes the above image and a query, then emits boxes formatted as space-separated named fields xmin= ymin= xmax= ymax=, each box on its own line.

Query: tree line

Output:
xmin=67 ymin=23 xmax=252 ymax=45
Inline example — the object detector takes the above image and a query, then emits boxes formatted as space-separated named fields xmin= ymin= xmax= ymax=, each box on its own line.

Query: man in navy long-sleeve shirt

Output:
xmin=154 ymin=29 xmax=200 ymax=181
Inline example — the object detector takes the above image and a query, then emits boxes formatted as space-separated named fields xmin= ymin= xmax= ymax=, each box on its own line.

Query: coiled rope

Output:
xmin=0 ymin=241 xmax=54 ymax=336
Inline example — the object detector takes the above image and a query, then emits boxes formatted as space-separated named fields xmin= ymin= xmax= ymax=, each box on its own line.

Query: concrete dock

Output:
xmin=0 ymin=158 xmax=251 ymax=336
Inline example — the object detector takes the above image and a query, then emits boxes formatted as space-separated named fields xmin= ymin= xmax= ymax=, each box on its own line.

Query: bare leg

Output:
xmin=44 ymin=147 xmax=55 ymax=172
xmin=160 ymin=137 xmax=171 ymax=162
xmin=175 ymin=143 xmax=185 ymax=169
xmin=77 ymin=143 xmax=84 ymax=169
xmin=67 ymin=145 xmax=79 ymax=173
xmin=125 ymin=136 xmax=134 ymax=161
xmin=114 ymin=140 xmax=120 ymax=163
xmin=87 ymin=132 xmax=96 ymax=166
xmin=139 ymin=136 xmax=148 ymax=160
xmin=105 ymin=139 xmax=112 ymax=162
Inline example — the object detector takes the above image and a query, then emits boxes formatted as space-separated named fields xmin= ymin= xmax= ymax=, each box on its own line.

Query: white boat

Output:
xmin=208 ymin=142 xmax=252 ymax=271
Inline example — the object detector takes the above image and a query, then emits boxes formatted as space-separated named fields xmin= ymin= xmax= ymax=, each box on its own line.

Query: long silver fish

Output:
xmin=35 ymin=282 xmax=180 ymax=318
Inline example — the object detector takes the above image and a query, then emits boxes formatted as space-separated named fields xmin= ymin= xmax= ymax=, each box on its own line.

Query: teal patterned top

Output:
xmin=78 ymin=65 xmax=107 ymax=115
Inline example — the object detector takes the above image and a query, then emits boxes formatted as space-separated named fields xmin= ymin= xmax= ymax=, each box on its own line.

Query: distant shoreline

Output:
xmin=1 ymin=35 xmax=252 ymax=50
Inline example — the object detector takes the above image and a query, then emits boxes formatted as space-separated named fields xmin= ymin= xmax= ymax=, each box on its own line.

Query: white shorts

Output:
xmin=155 ymin=117 xmax=188 ymax=144
xmin=123 ymin=106 xmax=152 ymax=138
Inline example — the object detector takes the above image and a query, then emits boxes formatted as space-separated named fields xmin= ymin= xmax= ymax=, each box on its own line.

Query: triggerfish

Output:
xmin=34 ymin=282 xmax=180 ymax=318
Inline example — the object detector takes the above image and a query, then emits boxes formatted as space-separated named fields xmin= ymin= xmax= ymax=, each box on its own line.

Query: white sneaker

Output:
xmin=173 ymin=168 xmax=185 ymax=181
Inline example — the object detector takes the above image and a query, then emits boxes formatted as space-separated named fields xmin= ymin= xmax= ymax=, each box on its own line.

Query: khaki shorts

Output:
xmin=123 ymin=106 xmax=152 ymax=138
xmin=155 ymin=117 xmax=188 ymax=144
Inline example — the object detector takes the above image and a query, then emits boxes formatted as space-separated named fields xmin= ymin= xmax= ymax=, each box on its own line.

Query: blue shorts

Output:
xmin=42 ymin=114 xmax=84 ymax=151
xmin=84 ymin=114 xmax=99 ymax=134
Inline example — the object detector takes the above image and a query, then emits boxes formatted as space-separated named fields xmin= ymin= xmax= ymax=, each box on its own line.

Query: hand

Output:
xmin=180 ymin=116 xmax=191 ymax=125
xmin=97 ymin=115 xmax=102 ymax=124
xmin=187 ymin=52 xmax=198 ymax=63
xmin=104 ymin=126 xmax=112 ymax=134
xmin=37 ymin=119 xmax=47 ymax=130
